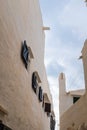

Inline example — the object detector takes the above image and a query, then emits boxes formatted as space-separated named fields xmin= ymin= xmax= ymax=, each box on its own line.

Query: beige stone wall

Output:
xmin=82 ymin=39 xmax=87 ymax=90
xmin=0 ymin=0 xmax=52 ymax=130
xmin=43 ymin=68 xmax=52 ymax=102
xmin=59 ymin=73 xmax=73 ymax=117
xmin=60 ymin=94 xmax=87 ymax=130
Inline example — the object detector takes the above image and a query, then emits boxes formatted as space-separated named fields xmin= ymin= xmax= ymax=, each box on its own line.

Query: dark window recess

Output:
xmin=47 ymin=112 xmax=50 ymax=117
xmin=32 ymin=72 xmax=38 ymax=93
xmin=50 ymin=116 xmax=55 ymax=130
xmin=21 ymin=40 xmax=29 ymax=69
xmin=38 ymin=87 xmax=43 ymax=102
xmin=73 ymin=97 xmax=80 ymax=104
xmin=44 ymin=103 xmax=51 ymax=113
xmin=0 ymin=121 xmax=12 ymax=130
xmin=42 ymin=95 xmax=44 ymax=108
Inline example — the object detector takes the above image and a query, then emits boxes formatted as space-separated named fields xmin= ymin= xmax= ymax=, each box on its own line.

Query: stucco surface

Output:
xmin=0 ymin=0 xmax=52 ymax=130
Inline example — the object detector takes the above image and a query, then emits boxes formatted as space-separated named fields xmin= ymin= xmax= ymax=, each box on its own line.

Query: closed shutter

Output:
xmin=50 ymin=116 xmax=55 ymax=130
xmin=44 ymin=103 xmax=51 ymax=113
xmin=38 ymin=87 xmax=43 ymax=102
xmin=32 ymin=73 xmax=38 ymax=93
xmin=21 ymin=40 xmax=29 ymax=69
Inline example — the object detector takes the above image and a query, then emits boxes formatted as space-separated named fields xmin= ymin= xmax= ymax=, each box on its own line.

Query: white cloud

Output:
xmin=58 ymin=0 xmax=87 ymax=39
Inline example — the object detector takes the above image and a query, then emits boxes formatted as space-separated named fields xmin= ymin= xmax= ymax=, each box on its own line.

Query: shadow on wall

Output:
xmin=67 ymin=123 xmax=87 ymax=130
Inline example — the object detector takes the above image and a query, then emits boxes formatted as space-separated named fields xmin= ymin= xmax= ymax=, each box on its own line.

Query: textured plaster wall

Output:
xmin=60 ymin=94 xmax=87 ymax=130
xmin=0 ymin=0 xmax=51 ymax=130
xmin=82 ymin=40 xmax=87 ymax=90
xmin=59 ymin=73 xmax=73 ymax=117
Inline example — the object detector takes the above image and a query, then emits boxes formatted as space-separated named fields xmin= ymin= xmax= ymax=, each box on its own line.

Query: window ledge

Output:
xmin=0 ymin=105 xmax=8 ymax=115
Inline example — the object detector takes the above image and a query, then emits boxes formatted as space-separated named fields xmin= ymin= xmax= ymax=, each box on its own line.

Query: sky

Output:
xmin=39 ymin=0 xmax=87 ymax=130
